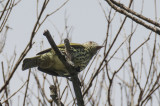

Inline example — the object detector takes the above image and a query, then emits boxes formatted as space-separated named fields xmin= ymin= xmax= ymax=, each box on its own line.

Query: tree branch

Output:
xmin=43 ymin=30 xmax=84 ymax=106
xmin=110 ymin=0 xmax=160 ymax=28
xmin=0 ymin=0 xmax=49 ymax=93
xmin=105 ymin=0 xmax=160 ymax=35
xmin=49 ymin=85 xmax=64 ymax=106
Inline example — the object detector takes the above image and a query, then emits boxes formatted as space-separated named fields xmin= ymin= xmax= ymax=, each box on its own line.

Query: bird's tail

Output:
xmin=22 ymin=56 xmax=40 ymax=71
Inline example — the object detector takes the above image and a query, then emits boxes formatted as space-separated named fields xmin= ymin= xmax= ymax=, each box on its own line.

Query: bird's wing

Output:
xmin=58 ymin=43 xmax=85 ymax=48
xmin=38 ymin=67 xmax=70 ymax=77
xmin=36 ymin=48 xmax=52 ymax=55
xmin=38 ymin=67 xmax=59 ymax=76
xmin=37 ymin=43 xmax=85 ymax=55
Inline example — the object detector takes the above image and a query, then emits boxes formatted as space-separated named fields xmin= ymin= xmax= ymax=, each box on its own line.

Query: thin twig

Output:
xmin=50 ymin=85 xmax=64 ymax=106
xmin=105 ymin=0 xmax=160 ymax=35
xmin=23 ymin=70 xmax=31 ymax=106
xmin=1 ymin=81 xmax=27 ymax=104
xmin=0 ymin=0 xmax=49 ymax=93
xmin=110 ymin=0 xmax=160 ymax=28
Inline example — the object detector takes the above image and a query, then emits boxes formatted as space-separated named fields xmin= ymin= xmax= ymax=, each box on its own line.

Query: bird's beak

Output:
xmin=96 ymin=46 xmax=104 ymax=50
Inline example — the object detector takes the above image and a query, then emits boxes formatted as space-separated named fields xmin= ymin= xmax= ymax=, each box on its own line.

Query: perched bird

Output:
xmin=22 ymin=41 xmax=103 ymax=77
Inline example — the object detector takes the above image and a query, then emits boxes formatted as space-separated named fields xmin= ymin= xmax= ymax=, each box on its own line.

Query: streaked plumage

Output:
xmin=22 ymin=41 xmax=103 ymax=77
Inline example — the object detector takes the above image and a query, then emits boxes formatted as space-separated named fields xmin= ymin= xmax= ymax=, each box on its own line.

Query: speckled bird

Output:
xmin=22 ymin=41 xmax=103 ymax=77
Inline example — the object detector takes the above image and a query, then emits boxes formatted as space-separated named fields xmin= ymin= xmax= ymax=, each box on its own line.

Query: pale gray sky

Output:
xmin=0 ymin=0 xmax=160 ymax=105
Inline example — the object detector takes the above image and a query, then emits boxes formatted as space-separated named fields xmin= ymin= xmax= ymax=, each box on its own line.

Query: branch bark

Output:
xmin=49 ymin=85 xmax=64 ymax=106
xmin=110 ymin=0 xmax=160 ymax=28
xmin=105 ymin=0 xmax=160 ymax=35
xmin=43 ymin=30 xmax=84 ymax=106
xmin=0 ymin=0 xmax=49 ymax=93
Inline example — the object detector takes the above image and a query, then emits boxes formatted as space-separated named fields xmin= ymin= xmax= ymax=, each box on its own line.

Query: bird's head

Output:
xmin=83 ymin=41 xmax=103 ymax=55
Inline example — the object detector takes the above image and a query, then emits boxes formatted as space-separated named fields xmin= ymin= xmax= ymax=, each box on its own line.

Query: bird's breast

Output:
xmin=71 ymin=49 xmax=91 ymax=71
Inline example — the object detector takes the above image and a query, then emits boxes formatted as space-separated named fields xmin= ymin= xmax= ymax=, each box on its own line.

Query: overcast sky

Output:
xmin=0 ymin=0 xmax=160 ymax=105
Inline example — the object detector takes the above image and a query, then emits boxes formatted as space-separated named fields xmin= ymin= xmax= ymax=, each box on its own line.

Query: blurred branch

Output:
xmin=29 ymin=0 xmax=49 ymax=46
xmin=109 ymin=0 xmax=160 ymax=28
xmin=0 ymin=0 xmax=21 ymax=13
xmin=141 ymin=73 xmax=160 ymax=105
xmin=33 ymin=72 xmax=49 ymax=105
xmin=23 ymin=70 xmax=31 ymax=106
xmin=0 ymin=26 xmax=10 ymax=53
xmin=43 ymin=30 xmax=84 ymax=106
xmin=1 ymin=80 xmax=27 ymax=104
xmin=1 ymin=62 xmax=9 ymax=106
xmin=107 ymin=34 xmax=150 ymax=106
xmin=49 ymin=85 xmax=64 ymax=106
xmin=35 ymin=0 xmax=69 ymax=34
xmin=143 ymin=34 xmax=157 ymax=91
xmin=0 ymin=42 xmax=33 ymax=93
xmin=105 ymin=0 xmax=160 ymax=35
xmin=83 ymin=0 xmax=134 ymax=98
xmin=0 ymin=0 xmax=10 ymax=21
xmin=0 ymin=0 xmax=15 ymax=32
xmin=0 ymin=0 xmax=49 ymax=93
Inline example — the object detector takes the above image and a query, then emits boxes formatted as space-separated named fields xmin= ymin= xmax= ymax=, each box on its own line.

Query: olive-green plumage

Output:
xmin=22 ymin=41 xmax=103 ymax=77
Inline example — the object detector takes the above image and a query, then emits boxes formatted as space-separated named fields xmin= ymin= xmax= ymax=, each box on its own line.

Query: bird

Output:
xmin=22 ymin=41 xmax=103 ymax=77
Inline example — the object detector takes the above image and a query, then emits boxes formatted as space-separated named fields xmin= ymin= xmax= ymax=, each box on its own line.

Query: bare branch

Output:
xmin=1 ymin=81 xmax=27 ymax=104
xmin=43 ymin=30 xmax=84 ymax=106
xmin=110 ymin=0 xmax=160 ymax=28
xmin=105 ymin=0 xmax=160 ymax=35
xmin=49 ymin=85 xmax=64 ymax=106
xmin=23 ymin=70 xmax=31 ymax=106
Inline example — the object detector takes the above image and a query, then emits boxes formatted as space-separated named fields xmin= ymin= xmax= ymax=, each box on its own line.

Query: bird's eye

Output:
xmin=89 ymin=41 xmax=92 ymax=44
